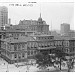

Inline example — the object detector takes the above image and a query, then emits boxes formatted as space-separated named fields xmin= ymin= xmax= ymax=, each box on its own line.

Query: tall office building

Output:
xmin=61 ymin=23 xmax=70 ymax=35
xmin=0 ymin=6 xmax=8 ymax=27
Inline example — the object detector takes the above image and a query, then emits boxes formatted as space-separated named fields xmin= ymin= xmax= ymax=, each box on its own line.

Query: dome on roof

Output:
xmin=38 ymin=13 xmax=43 ymax=24
xmin=38 ymin=17 xmax=42 ymax=22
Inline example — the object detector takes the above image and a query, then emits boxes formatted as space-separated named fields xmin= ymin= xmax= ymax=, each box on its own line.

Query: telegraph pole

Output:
xmin=51 ymin=20 xmax=52 ymax=35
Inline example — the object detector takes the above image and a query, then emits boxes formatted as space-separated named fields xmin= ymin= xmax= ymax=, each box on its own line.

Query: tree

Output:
xmin=35 ymin=49 xmax=68 ymax=71
xmin=35 ymin=51 xmax=54 ymax=69
xmin=51 ymin=49 xmax=68 ymax=70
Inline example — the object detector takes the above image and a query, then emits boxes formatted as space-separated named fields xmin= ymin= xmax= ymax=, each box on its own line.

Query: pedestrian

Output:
xmin=58 ymin=65 xmax=59 ymax=68
xmin=4 ymin=63 xmax=5 ymax=65
xmin=72 ymin=62 xmax=74 ymax=68
xmin=48 ymin=69 xmax=49 ymax=71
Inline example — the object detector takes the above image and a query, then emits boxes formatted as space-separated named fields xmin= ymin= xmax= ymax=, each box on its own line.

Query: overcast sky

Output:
xmin=0 ymin=0 xmax=74 ymax=30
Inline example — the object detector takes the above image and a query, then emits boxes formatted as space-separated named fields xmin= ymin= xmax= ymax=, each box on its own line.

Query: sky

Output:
xmin=0 ymin=0 xmax=74 ymax=31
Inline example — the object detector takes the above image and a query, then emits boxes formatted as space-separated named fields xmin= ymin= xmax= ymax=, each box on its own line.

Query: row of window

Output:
xmin=15 ymin=25 xmax=37 ymax=31
xmin=14 ymin=50 xmax=36 ymax=59
xmin=54 ymin=41 xmax=63 ymax=46
xmin=27 ymin=50 xmax=36 ymax=56
xmin=38 ymin=37 xmax=53 ymax=40
xmin=14 ymin=43 xmax=26 ymax=51
xmin=28 ymin=41 xmax=63 ymax=49
xmin=14 ymin=53 xmax=25 ymax=59
xmin=70 ymin=48 xmax=75 ymax=52
xmin=63 ymin=41 xmax=69 ymax=46
xmin=5 ymin=33 xmax=26 ymax=38
xmin=65 ymin=48 xmax=75 ymax=53
xmin=70 ymin=42 xmax=75 ymax=46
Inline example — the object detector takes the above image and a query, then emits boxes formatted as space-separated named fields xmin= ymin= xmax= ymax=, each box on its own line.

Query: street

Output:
xmin=0 ymin=57 xmax=75 ymax=72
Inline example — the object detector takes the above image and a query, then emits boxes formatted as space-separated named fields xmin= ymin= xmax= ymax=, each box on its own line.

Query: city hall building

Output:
xmin=0 ymin=29 xmax=56 ymax=63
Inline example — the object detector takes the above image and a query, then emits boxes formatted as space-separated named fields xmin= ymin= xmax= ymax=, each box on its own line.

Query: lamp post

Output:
xmin=26 ymin=59 xmax=29 ymax=72
xmin=66 ymin=56 xmax=72 ymax=72
xmin=49 ymin=53 xmax=55 ymax=66
xmin=6 ymin=63 xmax=9 ymax=72
xmin=16 ymin=59 xmax=19 ymax=68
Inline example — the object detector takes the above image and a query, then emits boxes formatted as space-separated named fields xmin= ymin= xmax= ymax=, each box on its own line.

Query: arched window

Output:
xmin=31 ymin=51 xmax=33 ymax=55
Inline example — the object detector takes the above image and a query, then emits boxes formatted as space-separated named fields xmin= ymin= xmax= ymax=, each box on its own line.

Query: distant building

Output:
xmin=54 ymin=36 xmax=75 ymax=57
xmin=8 ymin=18 xmax=11 ymax=25
xmin=61 ymin=23 xmax=70 ymax=35
xmin=68 ymin=30 xmax=75 ymax=37
xmin=50 ymin=30 xmax=61 ymax=39
xmin=12 ymin=13 xmax=49 ymax=34
xmin=62 ymin=37 xmax=75 ymax=56
xmin=0 ymin=6 xmax=8 ymax=27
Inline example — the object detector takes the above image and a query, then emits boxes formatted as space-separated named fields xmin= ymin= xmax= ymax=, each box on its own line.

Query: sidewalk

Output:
xmin=37 ymin=66 xmax=68 ymax=72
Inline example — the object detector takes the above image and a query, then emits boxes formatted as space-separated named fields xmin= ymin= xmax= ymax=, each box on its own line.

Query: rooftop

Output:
xmin=0 ymin=29 xmax=36 ymax=33
xmin=31 ymin=34 xmax=54 ymax=37
xmin=1 ymin=35 xmax=36 ymax=43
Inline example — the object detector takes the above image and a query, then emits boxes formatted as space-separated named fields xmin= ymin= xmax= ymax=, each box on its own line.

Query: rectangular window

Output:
xmin=45 ymin=38 xmax=46 ymax=39
xmin=7 ymin=44 xmax=9 ymax=50
xmin=51 ymin=42 xmax=53 ymax=46
xmin=74 ymin=42 xmax=75 ymax=46
xmin=54 ymin=41 xmax=56 ymax=46
xmin=14 ymin=54 xmax=17 ymax=58
xmin=60 ymin=41 xmax=62 ymax=46
xmin=39 ymin=37 xmax=40 ymax=40
xmin=32 ymin=42 xmax=34 ymax=48
xmin=18 ymin=44 xmax=21 ymax=50
xmin=22 ymin=53 xmax=25 ymax=57
xmin=45 ymin=42 xmax=47 ymax=47
xmin=74 ymin=48 xmax=75 ymax=52
xmin=28 ymin=51 xmax=30 ymax=55
xmin=34 ymin=51 xmax=36 ymax=54
xmin=50 ymin=37 xmax=53 ymax=39
xmin=22 ymin=44 xmax=25 ymax=48
xmin=34 ymin=43 xmax=37 ymax=48
xmin=14 ymin=44 xmax=17 ymax=51
xmin=31 ymin=51 xmax=33 ymax=55
xmin=31 ymin=42 xmax=33 ymax=48
xmin=48 ymin=42 xmax=50 ymax=46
